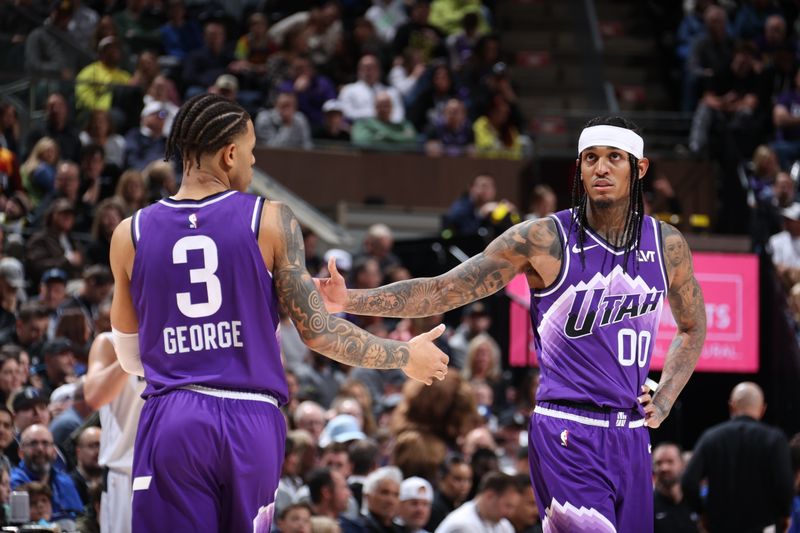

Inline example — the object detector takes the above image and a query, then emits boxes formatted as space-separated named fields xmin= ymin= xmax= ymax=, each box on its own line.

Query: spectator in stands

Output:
xmin=34 ymin=267 xmax=68 ymax=336
xmin=24 ymin=0 xmax=80 ymax=82
xmin=389 ymin=48 xmax=427 ymax=99
xmin=113 ymin=169 xmax=146 ymax=216
xmin=2 ymin=191 xmax=31 ymax=237
xmin=443 ymin=173 xmax=497 ymax=235
xmin=25 ymin=93 xmax=82 ymax=164
xmin=25 ymin=198 xmax=83 ymax=285
xmin=361 ymin=466 xmax=403 ymax=533
xmin=18 ymin=480 xmax=56 ymax=525
xmin=79 ymin=145 xmax=115 ymax=210
xmin=0 ymin=102 xmax=21 ymax=157
xmin=307 ymin=467 xmax=361 ymax=533
xmin=348 ymin=439 xmax=380 ymax=507
xmin=0 ymin=305 xmax=48 ymax=363
xmin=128 ymin=49 xmax=160 ymax=98
xmin=80 ymin=111 xmax=127 ymax=172
xmin=66 ymin=416 xmax=101 ymax=505
xmin=366 ymin=0 xmax=407 ymax=44
xmin=525 ymin=184 xmax=557 ymax=221
xmin=255 ymin=91 xmax=314 ymax=149
xmin=447 ymin=302 xmax=491 ymax=370
xmin=264 ymin=26 xmax=311 ymax=103
xmin=35 ymin=161 xmax=91 ymax=233
xmin=182 ymin=21 xmax=234 ymax=99
xmin=436 ymin=471 xmax=520 ymax=533
xmin=0 ymin=353 xmax=22 ymax=410
xmin=143 ymin=74 xmax=181 ymax=134
xmin=11 ymin=424 xmax=82 ymax=520
xmin=508 ymin=474 xmax=542 ymax=533
xmin=0 ymin=257 xmax=24 ymax=332
xmin=112 ymin=0 xmax=161 ymax=54
xmin=409 ymin=63 xmax=458 ymax=132
xmin=341 ymin=54 xmax=406 ymax=123
xmin=294 ymin=400 xmax=326 ymax=446
xmin=35 ymin=337 xmax=76 ymax=397
xmin=209 ymin=73 xmax=240 ymax=103
xmin=124 ymin=101 xmax=168 ymax=171
xmin=0 ymin=406 xmax=14 ymax=464
xmin=772 ymin=68 xmax=800 ymax=170
xmin=75 ymin=36 xmax=132 ymax=118
xmin=356 ymin=224 xmax=401 ymax=273
xmin=392 ymin=1 xmax=446 ymax=62
xmin=446 ymin=12 xmax=481 ymax=73
xmin=686 ymin=5 xmax=734 ymax=114
xmin=0 ymin=1 xmax=47 ymax=70
xmin=675 ymin=0 xmax=713 ymax=67
xmin=652 ymin=442 xmax=698 ymax=533
xmin=352 ymin=92 xmax=417 ymax=150
xmin=268 ymin=1 xmax=342 ymax=68
xmin=683 ymin=381 xmax=793 ymax=532
xmin=429 ymin=0 xmax=490 ymax=37
xmin=424 ymin=98 xmax=474 ymax=157
xmin=230 ymin=12 xmax=273 ymax=89
xmin=21 ymin=137 xmax=59 ymax=208
xmin=86 ymin=198 xmax=125 ymax=268
xmin=142 ymin=160 xmax=177 ymax=204
xmin=758 ymin=15 xmax=796 ymax=96
xmin=160 ymin=0 xmax=203 ymax=60
xmin=315 ymin=99 xmax=351 ymax=142
xmin=396 ymin=477 xmax=432 ymax=533
xmin=769 ymin=202 xmax=800 ymax=280
xmin=59 ymin=265 xmax=112 ymax=337
xmin=733 ymin=0 xmax=782 ymax=41
xmin=277 ymin=54 xmax=337 ymax=131
xmin=463 ymin=332 xmax=502 ymax=388
xmin=473 ymin=95 xmax=526 ymax=160
xmin=67 ymin=0 xmax=98 ymax=53
xmin=276 ymin=502 xmax=313 ymax=533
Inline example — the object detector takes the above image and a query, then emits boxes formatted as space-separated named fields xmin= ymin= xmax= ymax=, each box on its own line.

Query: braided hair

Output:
xmin=570 ymin=116 xmax=645 ymax=272
xmin=164 ymin=93 xmax=250 ymax=169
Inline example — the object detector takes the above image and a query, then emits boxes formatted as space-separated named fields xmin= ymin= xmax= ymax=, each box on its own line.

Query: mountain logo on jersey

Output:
xmin=541 ymin=265 xmax=664 ymax=339
xmin=189 ymin=213 xmax=198 ymax=229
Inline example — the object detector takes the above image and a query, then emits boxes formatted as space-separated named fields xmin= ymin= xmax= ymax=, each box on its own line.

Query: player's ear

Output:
xmin=637 ymin=157 xmax=650 ymax=180
xmin=220 ymin=142 xmax=236 ymax=169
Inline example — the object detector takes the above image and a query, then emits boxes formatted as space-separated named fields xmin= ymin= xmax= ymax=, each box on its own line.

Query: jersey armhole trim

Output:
xmin=654 ymin=218 xmax=670 ymax=291
xmin=251 ymin=196 xmax=264 ymax=237
xmin=131 ymin=210 xmax=142 ymax=249
xmin=533 ymin=214 xmax=569 ymax=298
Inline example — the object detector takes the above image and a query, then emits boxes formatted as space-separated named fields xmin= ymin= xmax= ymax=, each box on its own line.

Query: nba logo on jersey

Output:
xmin=189 ymin=213 xmax=198 ymax=229
xmin=616 ymin=412 xmax=627 ymax=427
xmin=560 ymin=429 xmax=569 ymax=447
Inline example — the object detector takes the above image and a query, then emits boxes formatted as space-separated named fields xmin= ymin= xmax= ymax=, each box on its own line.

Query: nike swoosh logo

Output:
xmin=571 ymin=243 xmax=600 ymax=253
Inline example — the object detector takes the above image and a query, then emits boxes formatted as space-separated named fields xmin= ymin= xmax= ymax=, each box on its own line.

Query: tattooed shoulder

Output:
xmin=660 ymin=221 xmax=693 ymax=284
xmin=529 ymin=218 xmax=562 ymax=260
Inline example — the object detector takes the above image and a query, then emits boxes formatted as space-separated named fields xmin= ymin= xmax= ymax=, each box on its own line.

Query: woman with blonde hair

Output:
xmin=338 ymin=379 xmax=378 ymax=436
xmin=463 ymin=332 xmax=502 ymax=383
xmin=113 ymin=169 xmax=146 ymax=215
xmin=20 ymin=137 xmax=59 ymax=206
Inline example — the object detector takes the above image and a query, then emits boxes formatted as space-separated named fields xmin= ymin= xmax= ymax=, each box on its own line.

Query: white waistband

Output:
xmin=534 ymin=405 xmax=645 ymax=429
xmin=179 ymin=384 xmax=279 ymax=406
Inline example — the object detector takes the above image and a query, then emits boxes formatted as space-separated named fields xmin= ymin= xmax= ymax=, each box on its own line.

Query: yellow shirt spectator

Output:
xmin=75 ymin=36 xmax=132 ymax=113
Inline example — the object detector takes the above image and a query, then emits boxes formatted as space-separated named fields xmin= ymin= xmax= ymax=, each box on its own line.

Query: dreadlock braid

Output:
xmin=164 ymin=93 xmax=250 ymax=169
xmin=571 ymin=116 xmax=646 ymax=273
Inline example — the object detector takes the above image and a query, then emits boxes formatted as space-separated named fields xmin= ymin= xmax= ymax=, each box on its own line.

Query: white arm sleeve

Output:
xmin=111 ymin=327 xmax=145 ymax=377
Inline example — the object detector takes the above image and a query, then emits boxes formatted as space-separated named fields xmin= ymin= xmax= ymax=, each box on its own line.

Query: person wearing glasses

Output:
xmin=10 ymin=424 xmax=82 ymax=521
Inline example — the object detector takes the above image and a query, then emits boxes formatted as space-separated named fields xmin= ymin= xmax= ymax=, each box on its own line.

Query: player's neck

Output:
xmin=174 ymin=166 xmax=232 ymax=200
xmin=585 ymin=199 xmax=631 ymax=246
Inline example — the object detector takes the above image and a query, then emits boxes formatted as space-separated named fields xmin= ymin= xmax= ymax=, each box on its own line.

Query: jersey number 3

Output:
xmin=172 ymin=235 xmax=223 ymax=318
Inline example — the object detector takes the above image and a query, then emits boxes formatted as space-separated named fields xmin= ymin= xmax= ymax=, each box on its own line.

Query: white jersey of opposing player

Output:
xmin=98 ymin=332 xmax=146 ymax=475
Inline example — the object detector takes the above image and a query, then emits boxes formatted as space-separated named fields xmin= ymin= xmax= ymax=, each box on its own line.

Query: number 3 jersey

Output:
xmin=128 ymin=190 xmax=288 ymax=403
xmin=530 ymin=209 xmax=668 ymax=409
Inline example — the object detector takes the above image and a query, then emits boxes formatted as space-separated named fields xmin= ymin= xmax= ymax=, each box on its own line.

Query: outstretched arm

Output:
xmin=265 ymin=202 xmax=448 ymax=384
xmin=321 ymin=218 xmax=560 ymax=318
xmin=646 ymin=223 xmax=706 ymax=428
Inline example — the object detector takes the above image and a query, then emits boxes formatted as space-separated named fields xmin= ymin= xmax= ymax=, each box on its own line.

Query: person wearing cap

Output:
xmin=75 ymin=34 xmax=132 ymax=114
xmin=123 ymin=101 xmax=169 ymax=171
xmin=34 ymin=266 xmax=68 ymax=338
xmin=34 ymin=337 xmax=76 ymax=398
xmin=397 ymin=477 xmax=433 ymax=533
xmin=317 ymin=116 xmax=707 ymax=533
xmin=27 ymin=193 xmax=83 ymax=276
xmin=12 ymin=387 xmax=50 ymax=439
xmin=58 ymin=265 xmax=113 ymax=337
xmin=0 ymin=303 xmax=50 ymax=364
xmin=315 ymin=99 xmax=351 ymax=142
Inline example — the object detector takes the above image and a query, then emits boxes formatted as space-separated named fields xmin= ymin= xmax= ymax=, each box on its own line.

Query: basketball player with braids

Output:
xmin=317 ymin=116 xmax=707 ymax=532
xmin=108 ymin=94 xmax=449 ymax=532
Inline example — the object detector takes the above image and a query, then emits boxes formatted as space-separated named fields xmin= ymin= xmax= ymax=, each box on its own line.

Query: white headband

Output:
xmin=577 ymin=125 xmax=644 ymax=159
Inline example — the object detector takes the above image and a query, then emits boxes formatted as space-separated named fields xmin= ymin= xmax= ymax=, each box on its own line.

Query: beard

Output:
xmin=28 ymin=460 xmax=51 ymax=478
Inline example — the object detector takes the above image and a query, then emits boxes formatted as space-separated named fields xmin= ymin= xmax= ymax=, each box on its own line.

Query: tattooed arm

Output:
xmin=645 ymin=222 xmax=707 ymax=428
xmin=320 ymin=218 xmax=561 ymax=318
xmin=262 ymin=202 xmax=448 ymax=384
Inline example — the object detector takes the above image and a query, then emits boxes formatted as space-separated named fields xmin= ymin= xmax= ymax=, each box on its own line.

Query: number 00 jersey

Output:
xmin=530 ymin=209 xmax=669 ymax=409
xmin=129 ymin=190 xmax=288 ymax=403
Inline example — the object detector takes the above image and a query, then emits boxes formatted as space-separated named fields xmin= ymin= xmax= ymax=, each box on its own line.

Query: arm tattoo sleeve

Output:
xmin=344 ymin=218 xmax=562 ymax=317
xmin=273 ymin=204 xmax=409 ymax=369
xmin=656 ymin=223 xmax=707 ymax=414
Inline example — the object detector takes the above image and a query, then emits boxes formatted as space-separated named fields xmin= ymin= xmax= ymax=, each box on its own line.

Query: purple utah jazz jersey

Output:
xmin=129 ymin=190 xmax=288 ymax=403
xmin=530 ymin=209 xmax=668 ymax=409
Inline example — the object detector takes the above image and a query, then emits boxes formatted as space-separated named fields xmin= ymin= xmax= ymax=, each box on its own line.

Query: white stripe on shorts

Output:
xmin=534 ymin=405 xmax=610 ymax=427
xmin=179 ymin=384 xmax=279 ymax=406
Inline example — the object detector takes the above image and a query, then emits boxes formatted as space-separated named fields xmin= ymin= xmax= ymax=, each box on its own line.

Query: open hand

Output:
xmin=314 ymin=257 xmax=348 ymax=313
xmin=404 ymin=324 xmax=449 ymax=385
